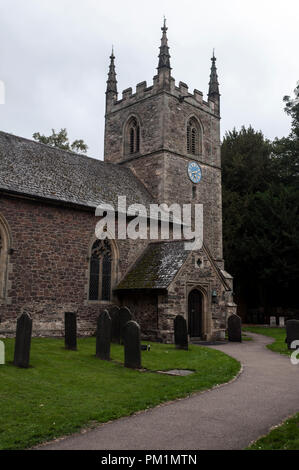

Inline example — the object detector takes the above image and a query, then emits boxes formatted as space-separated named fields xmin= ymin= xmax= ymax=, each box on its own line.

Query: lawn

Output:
xmin=243 ymin=326 xmax=299 ymax=450
xmin=0 ymin=337 xmax=240 ymax=450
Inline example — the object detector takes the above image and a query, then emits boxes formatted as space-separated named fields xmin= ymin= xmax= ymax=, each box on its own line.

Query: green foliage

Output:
xmin=222 ymin=86 xmax=299 ymax=310
xmin=33 ymin=128 xmax=88 ymax=154
xmin=0 ymin=337 xmax=240 ymax=450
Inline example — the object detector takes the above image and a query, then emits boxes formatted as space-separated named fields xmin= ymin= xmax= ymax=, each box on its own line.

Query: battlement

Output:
xmin=109 ymin=75 xmax=216 ymax=114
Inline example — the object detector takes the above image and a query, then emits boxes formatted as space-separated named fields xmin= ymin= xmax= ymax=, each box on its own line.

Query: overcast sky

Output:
xmin=0 ymin=0 xmax=298 ymax=159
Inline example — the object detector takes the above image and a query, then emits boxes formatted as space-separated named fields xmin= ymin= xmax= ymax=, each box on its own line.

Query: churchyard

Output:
xmin=0 ymin=309 xmax=240 ymax=450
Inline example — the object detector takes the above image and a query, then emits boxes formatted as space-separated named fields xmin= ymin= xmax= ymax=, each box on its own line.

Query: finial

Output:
xmin=162 ymin=16 xmax=167 ymax=31
xmin=208 ymin=50 xmax=220 ymax=100
xmin=106 ymin=48 xmax=117 ymax=95
xmin=157 ymin=17 xmax=171 ymax=71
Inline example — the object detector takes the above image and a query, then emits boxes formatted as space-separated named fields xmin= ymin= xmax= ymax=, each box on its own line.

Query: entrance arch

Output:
xmin=188 ymin=289 xmax=203 ymax=338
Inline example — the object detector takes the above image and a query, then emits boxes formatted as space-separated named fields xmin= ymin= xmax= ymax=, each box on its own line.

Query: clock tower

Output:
xmin=104 ymin=19 xmax=223 ymax=266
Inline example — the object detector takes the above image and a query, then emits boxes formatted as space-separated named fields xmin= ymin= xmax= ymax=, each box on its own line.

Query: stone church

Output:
xmin=0 ymin=21 xmax=236 ymax=342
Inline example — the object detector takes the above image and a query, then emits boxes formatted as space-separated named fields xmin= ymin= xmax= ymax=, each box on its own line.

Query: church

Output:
xmin=0 ymin=21 xmax=236 ymax=342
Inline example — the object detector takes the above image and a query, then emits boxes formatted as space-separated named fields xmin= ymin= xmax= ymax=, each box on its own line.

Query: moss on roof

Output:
xmin=116 ymin=240 xmax=189 ymax=290
xmin=0 ymin=131 xmax=154 ymax=208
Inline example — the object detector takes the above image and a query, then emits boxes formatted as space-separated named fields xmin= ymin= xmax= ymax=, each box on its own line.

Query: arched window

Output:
xmin=125 ymin=117 xmax=140 ymax=155
xmin=187 ymin=118 xmax=201 ymax=156
xmin=89 ymin=239 xmax=113 ymax=301
xmin=0 ymin=215 xmax=10 ymax=301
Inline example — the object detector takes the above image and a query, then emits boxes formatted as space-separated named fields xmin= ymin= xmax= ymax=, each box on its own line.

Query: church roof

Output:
xmin=0 ymin=131 xmax=154 ymax=209
xmin=116 ymin=240 xmax=189 ymax=290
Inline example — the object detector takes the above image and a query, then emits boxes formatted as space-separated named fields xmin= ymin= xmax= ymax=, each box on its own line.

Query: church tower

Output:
xmin=104 ymin=20 xmax=223 ymax=266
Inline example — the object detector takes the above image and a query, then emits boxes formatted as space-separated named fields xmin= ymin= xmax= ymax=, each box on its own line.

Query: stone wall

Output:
xmin=0 ymin=195 xmax=148 ymax=337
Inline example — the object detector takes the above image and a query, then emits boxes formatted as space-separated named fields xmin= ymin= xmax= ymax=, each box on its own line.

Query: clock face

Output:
xmin=188 ymin=161 xmax=202 ymax=184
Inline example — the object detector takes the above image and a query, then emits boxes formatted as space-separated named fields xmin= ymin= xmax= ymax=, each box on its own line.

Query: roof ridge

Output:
xmin=0 ymin=129 xmax=118 ymax=167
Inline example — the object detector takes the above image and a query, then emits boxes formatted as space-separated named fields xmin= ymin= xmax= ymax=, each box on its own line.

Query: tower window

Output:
xmin=187 ymin=118 xmax=201 ymax=156
xmin=125 ymin=117 xmax=140 ymax=155
xmin=89 ymin=239 xmax=113 ymax=301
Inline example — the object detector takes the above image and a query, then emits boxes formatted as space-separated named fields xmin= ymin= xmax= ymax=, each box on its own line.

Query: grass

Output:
xmin=0 ymin=337 xmax=240 ymax=450
xmin=243 ymin=326 xmax=299 ymax=450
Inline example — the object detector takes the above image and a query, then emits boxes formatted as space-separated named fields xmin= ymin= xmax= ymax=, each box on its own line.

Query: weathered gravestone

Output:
xmin=110 ymin=306 xmax=120 ymax=343
xmin=174 ymin=315 xmax=188 ymax=350
xmin=285 ymin=320 xmax=299 ymax=350
xmin=279 ymin=317 xmax=285 ymax=328
xmin=270 ymin=316 xmax=276 ymax=327
xmin=96 ymin=310 xmax=111 ymax=361
xmin=14 ymin=312 xmax=32 ymax=368
xmin=227 ymin=314 xmax=242 ymax=342
xmin=65 ymin=312 xmax=77 ymax=350
xmin=124 ymin=321 xmax=141 ymax=369
xmin=119 ymin=307 xmax=133 ymax=345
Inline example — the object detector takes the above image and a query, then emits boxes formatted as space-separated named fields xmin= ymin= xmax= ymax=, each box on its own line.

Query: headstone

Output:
xmin=285 ymin=320 xmax=299 ymax=350
xmin=119 ymin=307 xmax=133 ymax=344
xmin=270 ymin=316 xmax=276 ymax=327
xmin=13 ymin=313 xmax=32 ymax=368
xmin=227 ymin=314 xmax=242 ymax=342
xmin=279 ymin=316 xmax=285 ymax=328
xmin=174 ymin=315 xmax=188 ymax=350
xmin=124 ymin=321 xmax=141 ymax=369
xmin=110 ymin=306 xmax=120 ymax=343
xmin=96 ymin=310 xmax=111 ymax=361
xmin=65 ymin=312 xmax=77 ymax=350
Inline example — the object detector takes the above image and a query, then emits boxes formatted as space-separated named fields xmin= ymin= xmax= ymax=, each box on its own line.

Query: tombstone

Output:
xmin=227 ymin=314 xmax=242 ymax=342
xmin=279 ymin=317 xmax=285 ymax=328
xmin=110 ymin=306 xmax=120 ymax=343
xmin=285 ymin=320 xmax=299 ymax=350
xmin=65 ymin=312 xmax=77 ymax=350
xmin=13 ymin=313 xmax=32 ymax=368
xmin=119 ymin=307 xmax=133 ymax=345
xmin=270 ymin=316 xmax=276 ymax=327
xmin=96 ymin=310 xmax=111 ymax=361
xmin=124 ymin=321 xmax=141 ymax=369
xmin=174 ymin=315 xmax=188 ymax=350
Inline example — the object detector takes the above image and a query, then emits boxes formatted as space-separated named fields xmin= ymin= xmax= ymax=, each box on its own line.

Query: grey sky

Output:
xmin=0 ymin=0 xmax=298 ymax=159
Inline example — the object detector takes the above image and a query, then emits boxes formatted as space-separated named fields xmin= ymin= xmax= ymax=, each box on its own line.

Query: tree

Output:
xmin=222 ymin=115 xmax=299 ymax=316
xmin=33 ymin=128 xmax=88 ymax=154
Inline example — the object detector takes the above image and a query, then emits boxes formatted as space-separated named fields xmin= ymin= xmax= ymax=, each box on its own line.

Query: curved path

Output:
xmin=39 ymin=333 xmax=299 ymax=450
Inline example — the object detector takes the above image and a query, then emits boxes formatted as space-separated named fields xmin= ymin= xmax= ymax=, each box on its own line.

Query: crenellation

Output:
xmin=178 ymin=81 xmax=189 ymax=95
xmin=122 ymin=87 xmax=132 ymax=100
xmin=194 ymin=89 xmax=203 ymax=103
xmin=136 ymin=81 xmax=147 ymax=95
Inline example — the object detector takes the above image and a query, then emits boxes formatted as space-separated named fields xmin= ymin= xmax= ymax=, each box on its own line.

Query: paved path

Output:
xmin=39 ymin=333 xmax=299 ymax=450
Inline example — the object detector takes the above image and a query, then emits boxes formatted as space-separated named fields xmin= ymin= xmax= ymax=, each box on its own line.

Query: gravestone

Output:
xmin=279 ymin=317 xmax=285 ymax=328
xmin=110 ymin=306 xmax=120 ymax=343
xmin=119 ymin=307 xmax=133 ymax=344
xmin=124 ymin=321 xmax=141 ymax=369
xmin=174 ymin=315 xmax=188 ymax=350
xmin=227 ymin=314 xmax=242 ymax=342
xmin=285 ymin=320 xmax=299 ymax=350
xmin=13 ymin=312 xmax=32 ymax=368
xmin=270 ymin=316 xmax=276 ymax=327
xmin=65 ymin=312 xmax=77 ymax=350
xmin=96 ymin=310 xmax=111 ymax=361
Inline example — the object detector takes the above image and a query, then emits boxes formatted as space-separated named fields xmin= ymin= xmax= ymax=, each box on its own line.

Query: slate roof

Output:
xmin=116 ymin=240 xmax=189 ymax=290
xmin=0 ymin=131 xmax=154 ymax=208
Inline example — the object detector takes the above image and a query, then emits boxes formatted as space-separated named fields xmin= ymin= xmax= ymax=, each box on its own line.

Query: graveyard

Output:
xmin=0 ymin=334 xmax=240 ymax=450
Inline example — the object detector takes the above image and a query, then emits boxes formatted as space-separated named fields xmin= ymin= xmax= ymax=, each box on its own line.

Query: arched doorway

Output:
xmin=188 ymin=289 xmax=203 ymax=338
